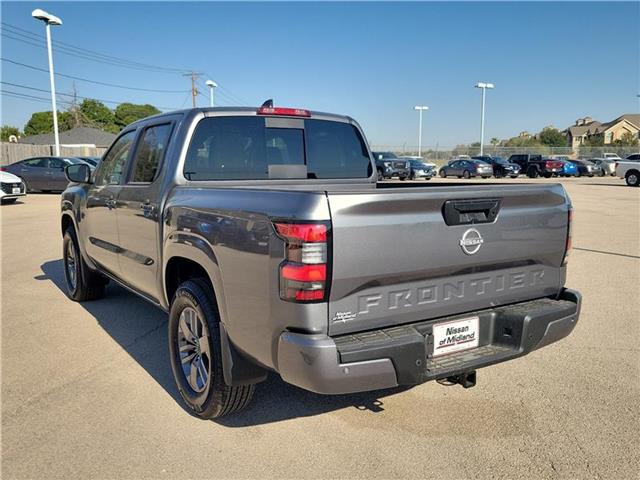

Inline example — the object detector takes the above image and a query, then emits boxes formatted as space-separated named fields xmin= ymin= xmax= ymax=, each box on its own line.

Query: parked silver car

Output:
xmin=590 ymin=158 xmax=616 ymax=176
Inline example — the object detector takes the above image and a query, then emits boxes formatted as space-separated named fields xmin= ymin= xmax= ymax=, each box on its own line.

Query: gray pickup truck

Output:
xmin=61 ymin=105 xmax=581 ymax=418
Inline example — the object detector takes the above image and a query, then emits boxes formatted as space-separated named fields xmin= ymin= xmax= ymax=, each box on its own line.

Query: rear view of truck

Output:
xmin=278 ymin=181 xmax=580 ymax=393
xmin=111 ymin=104 xmax=581 ymax=418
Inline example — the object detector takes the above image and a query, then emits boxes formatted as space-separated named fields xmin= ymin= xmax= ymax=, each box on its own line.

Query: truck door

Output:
xmin=83 ymin=130 xmax=136 ymax=276
xmin=116 ymin=122 xmax=174 ymax=301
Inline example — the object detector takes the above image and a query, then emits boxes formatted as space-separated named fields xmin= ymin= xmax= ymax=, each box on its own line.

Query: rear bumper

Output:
xmin=277 ymin=289 xmax=581 ymax=394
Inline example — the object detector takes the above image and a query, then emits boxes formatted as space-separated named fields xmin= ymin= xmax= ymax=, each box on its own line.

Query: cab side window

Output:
xmin=129 ymin=124 xmax=173 ymax=183
xmin=95 ymin=131 xmax=136 ymax=186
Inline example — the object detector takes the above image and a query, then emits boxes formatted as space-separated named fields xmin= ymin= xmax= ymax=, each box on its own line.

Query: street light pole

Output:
xmin=32 ymin=9 xmax=62 ymax=156
xmin=414 ymin=106 xmax=429 ymax=157
xmin=205 ymin=80 xmax=218 ymax=107
xmin=475 ymin=82 xmax=494 ymax=156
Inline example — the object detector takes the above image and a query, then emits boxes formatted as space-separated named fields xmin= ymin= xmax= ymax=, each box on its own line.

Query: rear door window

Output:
xmin=22 ymin=158 xmax=48 ymax=168
xmin=184 ymin=116 xmax=372 ymax=180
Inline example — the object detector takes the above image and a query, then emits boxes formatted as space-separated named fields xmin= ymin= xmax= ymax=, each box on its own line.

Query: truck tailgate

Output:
xmin=327 ymin=184 xmax=569 ymax=335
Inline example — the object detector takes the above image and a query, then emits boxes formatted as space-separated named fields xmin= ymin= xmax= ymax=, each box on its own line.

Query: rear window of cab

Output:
xmin=183 ymin=116 xmax=372 ymax=180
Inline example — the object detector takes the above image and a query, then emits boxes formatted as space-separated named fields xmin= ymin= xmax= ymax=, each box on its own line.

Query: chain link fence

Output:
xmin=370 ymin=145 xmax=640 ymax=167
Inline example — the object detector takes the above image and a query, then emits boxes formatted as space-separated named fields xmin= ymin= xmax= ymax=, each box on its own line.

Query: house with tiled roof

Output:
xmin=563 ymin=114 xmax=640 ymax=149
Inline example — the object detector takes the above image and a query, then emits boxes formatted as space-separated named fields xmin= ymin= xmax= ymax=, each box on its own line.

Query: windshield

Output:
xmin=377 ymin=152 xmax=398 ymax=159
xmin=410 ymin=160 xmax=428 ymax=167
xmin=184 ymin=116 xmax=373 ymax=180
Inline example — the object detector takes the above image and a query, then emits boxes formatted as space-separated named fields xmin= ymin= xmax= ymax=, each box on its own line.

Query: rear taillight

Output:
xmin=274 ymin=222 xmax=330 ymax=302
xmin=0 ymin=167 xmax=6 ymax=171
xmin=563 ymin=206 xmax=572 ymax=266
xmin=257 ymin=106 xmax=311 ymax=117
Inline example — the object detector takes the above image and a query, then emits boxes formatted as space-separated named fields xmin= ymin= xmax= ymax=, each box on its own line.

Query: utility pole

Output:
xmin=183 ymin=72 xmax=202 ymax=108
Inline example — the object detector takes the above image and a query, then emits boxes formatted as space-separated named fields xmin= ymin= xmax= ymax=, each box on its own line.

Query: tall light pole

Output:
xmin=475 ymin=82 xmax=494 ymax=156
xmin=32 ymin=9 xmax=62 ymax=157
xmin=205 ymin=80 xmax=218 ymax=107
xmin=414 ymin=106 xmax=429 ymax=157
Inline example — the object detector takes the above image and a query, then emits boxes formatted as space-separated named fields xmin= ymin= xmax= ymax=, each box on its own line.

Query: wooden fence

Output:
xmin=0 ymin=143 xmax=108 ymax=166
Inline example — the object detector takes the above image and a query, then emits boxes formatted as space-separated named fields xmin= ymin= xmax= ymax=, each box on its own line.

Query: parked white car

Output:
xmin=615 ymin=158 xmax=640 ymax=187
xmin=603 ymin=152 xmax=622 ymax=162
xmin=0 ymin=171 xmax=27 ymax=204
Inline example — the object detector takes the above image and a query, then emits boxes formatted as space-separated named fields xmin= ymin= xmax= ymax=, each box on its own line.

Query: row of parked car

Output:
xmin=0 ymin=155 xmax=100 ymax=204
xmin=373 ymin=151 xmax=639 ymax=184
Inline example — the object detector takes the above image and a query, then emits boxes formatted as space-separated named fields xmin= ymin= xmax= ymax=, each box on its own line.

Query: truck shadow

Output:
xmin=37 ymin=259 xmax=411 ymax=427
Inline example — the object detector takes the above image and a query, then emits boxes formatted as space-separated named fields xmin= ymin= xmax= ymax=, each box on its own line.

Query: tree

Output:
xmin=490 ymin=137 xmax=500 ymax=146
xmin=24 ymin=111 xmax=54 ymax=135
xmin=504 ymin=135 xmax=541 ymax=148
xmin=78 ymin=99 xmax=116 ymax=131
xmin=613 ymin=131 xmax=639 ymax=147
xmin=1 ymin=125 xmax=21 ymax=141
xmin=114 ymin=103 xmax=161 ymax=128
xmin=538 ymin=127 xmax=567 ymax=147
xmin=584 ymin=134 xmax=604 ymax=147
xmin=23 ymin=111 xmax=73 ymax=136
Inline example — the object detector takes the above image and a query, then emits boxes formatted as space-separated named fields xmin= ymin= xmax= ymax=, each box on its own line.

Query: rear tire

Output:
xmin=168 ymin=278 xmax=255 ymax=419
xmin=542 ymin=172 xmax=552 ymax=178
xmin=63 ymin=227 xmax=106 ymax=301
xmin=527 ymin=167 xmax=539 ymax=178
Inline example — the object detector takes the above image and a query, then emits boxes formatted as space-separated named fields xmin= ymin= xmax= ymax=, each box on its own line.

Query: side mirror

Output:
xmin=65 ymin=164 xmax=92 ymax=184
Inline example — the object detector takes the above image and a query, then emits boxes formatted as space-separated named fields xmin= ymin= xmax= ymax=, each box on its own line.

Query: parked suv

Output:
xmin=507 ymin=154 xmax=564 ymax=178
xmin=60 ymin=105 xmax=581 ymax=418
xmin=372 ymin=151 xmax=410 ymax=180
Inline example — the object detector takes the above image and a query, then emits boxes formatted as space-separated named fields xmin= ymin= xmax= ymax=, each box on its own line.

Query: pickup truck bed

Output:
xmin=61 ymin=106 xmax=580 ymax=418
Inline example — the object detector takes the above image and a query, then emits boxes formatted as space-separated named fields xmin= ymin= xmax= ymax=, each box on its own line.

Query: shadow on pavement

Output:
xmin=37 ymin=259 xmax=411 ymax=426
xmin=579 ymin=182 xmax=628 ymax=187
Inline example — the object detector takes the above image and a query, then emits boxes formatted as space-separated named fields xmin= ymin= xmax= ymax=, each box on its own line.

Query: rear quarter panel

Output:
xmin=163 ymin=187 xmax=331 ymax=370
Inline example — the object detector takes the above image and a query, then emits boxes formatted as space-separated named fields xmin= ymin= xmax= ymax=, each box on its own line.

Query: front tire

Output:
xmin=168 ymin=279 xmax=255 ymax=419
xmin=439 ymin=170 xmax=446 ymax=178
xmin=1 ymin=198 xmax=17 ymax=204
xmin=625 ymin=171 xmax=640 ymax=187
xmin=63 ymin=228 xmax=106 ymax=301
xmin=462 ymin=170 xmax=471 ymax=179
xmin=377 ymin=169 xmax=384 ymax=182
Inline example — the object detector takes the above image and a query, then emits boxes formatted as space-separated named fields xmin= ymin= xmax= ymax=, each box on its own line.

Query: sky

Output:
xmin=1 ymin=1 xmax=639 ymax=147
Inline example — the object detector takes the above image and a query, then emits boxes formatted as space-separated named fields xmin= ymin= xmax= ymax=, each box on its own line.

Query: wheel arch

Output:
xmin=163 ymin=248 xmax=267 ymax=386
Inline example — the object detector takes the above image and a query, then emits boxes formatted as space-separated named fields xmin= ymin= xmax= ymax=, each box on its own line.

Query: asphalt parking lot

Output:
xmin=2 ymin=175 xmax=639 ymax=479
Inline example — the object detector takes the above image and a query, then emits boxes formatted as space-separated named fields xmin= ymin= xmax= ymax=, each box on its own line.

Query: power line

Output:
xmin=2 ymin=89 xmax=72 ymax=106
xmin=1 ymin=57 xmax=190 ymax=93
xmin=1 ymin=22 xmax=188 ymax=74
xmin=0 ymin=81 xmax=178 ymax=110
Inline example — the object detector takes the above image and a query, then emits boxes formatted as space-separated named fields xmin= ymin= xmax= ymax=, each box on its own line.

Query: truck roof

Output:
xmin=130 ymin=106 xmax=354 ymax=128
